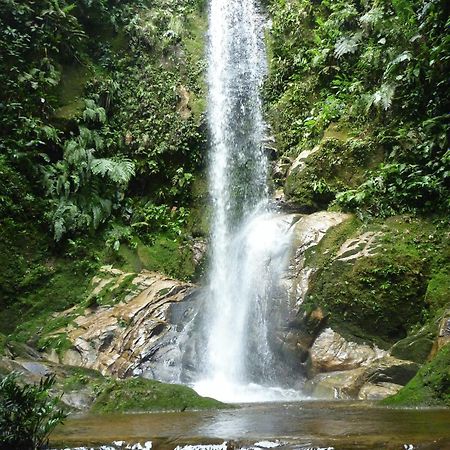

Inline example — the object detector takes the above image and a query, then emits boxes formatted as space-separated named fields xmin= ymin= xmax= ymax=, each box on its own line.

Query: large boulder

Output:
xmin=309 ymin=327 xmax=388 ymax=373
xmin=42 ymin=267 xmax=198 ymax=380
xmin=303 ymin=327 xmax=419 ymax=400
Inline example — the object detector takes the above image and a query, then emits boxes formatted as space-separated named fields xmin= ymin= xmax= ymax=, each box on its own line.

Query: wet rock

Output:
xmin=62 ymin=390 xmax=96 ymax=410
xmin=435 ymin=310 xmax=450 ymax=353
xmin=358 ymin=382 xmax=403 ymax=400
xmin=335 ymin=231 xmax=382 ymax=262
xmin=310 ymin=328 xmax=388 ymax=373
xmin=390 ymin=325 xmax=436 ymax=363
xmin=365 ymin=356 xmax=420 ymax=386
xmin=192 ymin=238 xmax=207 ymax=266
xmin=43 ymin=269 xmax=197 ymax=379
xmin=303 ymin=327 xmax=420 ymax=399
xmin=303 ymin=368 xmax=367 ymax=399
xmin=286 ymin=212 xmax=350 ymax=305
xmin=272 ymin=156 xmax=292 ymax=181
xmin=287 ymin=146 xmax=320 ymax=177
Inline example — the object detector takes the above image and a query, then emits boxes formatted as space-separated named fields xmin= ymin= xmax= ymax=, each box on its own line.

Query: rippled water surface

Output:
xmin=50 ymin=401 xmax=450 ymax=450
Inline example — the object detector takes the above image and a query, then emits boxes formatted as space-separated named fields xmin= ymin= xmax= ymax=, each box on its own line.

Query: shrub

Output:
xmin=0 ymin=372 xmax=67 ymax=450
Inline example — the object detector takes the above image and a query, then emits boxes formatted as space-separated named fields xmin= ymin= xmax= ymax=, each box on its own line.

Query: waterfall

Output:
xmin=191 ymin=0 xmax=301 ymax=403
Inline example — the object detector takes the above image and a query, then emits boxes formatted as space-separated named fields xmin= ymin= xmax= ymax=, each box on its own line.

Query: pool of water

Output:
xmin=50 ymin=401 xmax=450 ymax=450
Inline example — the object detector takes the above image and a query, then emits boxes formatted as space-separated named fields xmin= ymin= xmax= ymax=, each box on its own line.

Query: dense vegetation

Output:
xmin=0 ymin=0 xmax=208 ymax=333
xmin=265 ymin=0 xmax=449 ymax=216
xmin=263 ymin=0 xmax=449 ymax=405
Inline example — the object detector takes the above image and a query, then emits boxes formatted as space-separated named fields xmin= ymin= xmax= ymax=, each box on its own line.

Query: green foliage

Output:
xmin=0 ymin=372 xmax=67 ymax=450
xmin=284 ymin=136 xmax=381 ymax=211
xmin=304 ymin=215 xmax=449 ymax=346
xmin=91 ymin=377 xmax=226 ymax=413
xmin=382 ymin=344 xmax=450 ymax=407
xmin=266 ymin=0 xmax=449 ymax=214
xmin=1 ymin=0 xmax=206 ymax=246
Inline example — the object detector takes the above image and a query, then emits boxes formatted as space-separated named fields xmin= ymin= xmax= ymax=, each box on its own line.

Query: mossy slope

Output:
xmin=91 ymin=377 xmax=226 ymax=413
xmin=304 ymin=215 xmax=449 ymax=349
xmin=382 ymin=344 xmax=450 ymax=407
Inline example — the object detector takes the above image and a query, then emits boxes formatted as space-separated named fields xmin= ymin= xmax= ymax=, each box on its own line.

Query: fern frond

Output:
xmin=385 ymin=51 xmax=412 ymax=77
xmin=373 ymin=83 xmax=396 ymax=110
xmin=91 ymin=157 xmax=135 ymax=185
xmin=360 ymin=6 xmax=384 ymax=29
xmin=334 ymin=32 xmax=363 ymax=58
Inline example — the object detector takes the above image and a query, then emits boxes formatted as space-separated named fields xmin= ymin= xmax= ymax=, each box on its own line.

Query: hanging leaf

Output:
xmin=373 ymin=83 xmax=396 ymax=110
xmin=334 ymin=32 xmax=363 ymax=58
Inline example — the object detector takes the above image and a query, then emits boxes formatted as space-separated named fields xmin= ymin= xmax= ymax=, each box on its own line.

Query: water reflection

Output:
xmin=50 ymin=401 xmax=450 ymax=450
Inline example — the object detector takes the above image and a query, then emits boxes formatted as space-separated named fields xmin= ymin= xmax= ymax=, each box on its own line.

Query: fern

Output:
xmin=373 ymin=83 xmax=396 ymax=110
xmin=82 ymin=99 xmax=107 ymax=124
xmin=91 ymin=157 xmax=135 ymax=185
xmin=385 ymin=51 xmax=412 ymax=77
xmin=334 ymin=32 xmax=363 ymax=58
xmin=360 ymin=6 xmax=385 ymax=29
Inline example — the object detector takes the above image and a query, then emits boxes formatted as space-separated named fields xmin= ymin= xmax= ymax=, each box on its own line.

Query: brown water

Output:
xmin=50 ymin=401 xmax=450 ymax=450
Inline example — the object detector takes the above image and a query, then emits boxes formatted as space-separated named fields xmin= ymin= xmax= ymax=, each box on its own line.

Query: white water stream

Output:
xmin=192 ymin=0 xmax=301 ymax=403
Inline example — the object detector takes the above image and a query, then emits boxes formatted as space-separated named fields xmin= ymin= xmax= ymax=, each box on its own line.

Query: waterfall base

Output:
xmin=193 ymin=376 xmax=305 ymax=403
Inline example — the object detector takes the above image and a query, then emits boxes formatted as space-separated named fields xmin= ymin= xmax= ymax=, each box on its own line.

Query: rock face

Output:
xmin=286 ymin=211 xmax=351 ymax=305
xmin=310 ymin=328 xmax=388 ymax=372
xmin=303 ymin=327 xmax=419 ymax=400
xmin=44 ymin=267 xmax=198 ymax=381
xmin=27 ymin=211 xmax=428 ymax=402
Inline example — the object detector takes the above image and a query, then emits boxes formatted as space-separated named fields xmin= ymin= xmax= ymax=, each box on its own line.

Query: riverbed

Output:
xmin=50 ymin=401 xmax=450 ymax=450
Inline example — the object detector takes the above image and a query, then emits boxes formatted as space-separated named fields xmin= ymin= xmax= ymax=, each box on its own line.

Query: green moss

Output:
xmin=304 ymin=216 xmax=447 ymax=345
xmin=426 ymin=269 xmax=450 ymax=309
xmin=53 ymin=64 xmax=90 ymax=120
xmin=137 ymin=236 xmax=194 ymax=280
xmin=285 ymin=137 xmax=382 ymax=210
xmin=89 ymin=273 xmax=137 ymax=307
xmin=0 ymin=333 xmax=6 ymax=355
xmin=382 ymin=344 xmax=450 ymax=407
xmin=37 ymin=332 xmax=73 ymax=356
xmin=91 ymin=377 xmax=227 ymax=413
xmin=304 ymin=215 xmax=360 ymax=268
xmin=115 ymin=233 xmax=195 ymax=281
xmin=186 ymin=175 xmax=210 ymax=238
xmin=390 ymin=320 xmax=438 ymax=363
xmin=10 ymin=264 xmax=93 ymax=344
xmin=62 ymin=367 xmax=104 ymax=393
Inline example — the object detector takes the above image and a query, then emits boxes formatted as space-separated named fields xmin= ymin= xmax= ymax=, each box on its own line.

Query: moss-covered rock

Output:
xmin=117 ymin=235 xmax=195 ymax=281
xmin=382 ymin=344 xmax=450 ymax=407
xmin=390 ymin=320 xmax=439 ymax=364
xmin=91 ymin=377 xmax=226 ymax=413
xmin=284 ymin=136 xmax=382 ymax=211
xmin=426 ymin=268 xmax=450 ymax=310
xmin=304 ymin=216 xmax=448 ymax=347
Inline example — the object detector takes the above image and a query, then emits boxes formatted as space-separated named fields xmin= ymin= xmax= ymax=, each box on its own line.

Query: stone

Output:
xmin=286 ymin=212 xmax=350 ymax=304
xmin=436 ymin=310 xmax=450 ymax=352
xmin=192 ymin=238 xmax=207 ymax=266
xmin=303 ymin=368 xmax=367 ymax=399
xmin=358 ymin=382 xmax=403 ymax=400
xmin=310 ymin=327 xmax=388 ymax=373
xmin=390 ymin=326 xmax=435 ymax=363
xmin=335 ymin=231 xmax=383 ymax=262
xmin=43 ymin=270 xmax=197 ymax=379
xmin=287 ymin=146 xmax=320 ymax=176
xmin=365 ymin=356 xmax=420 ymax=385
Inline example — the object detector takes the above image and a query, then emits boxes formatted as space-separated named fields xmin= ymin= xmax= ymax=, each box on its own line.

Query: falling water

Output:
xmin=192 ymin=0 xmax=301 ymax=402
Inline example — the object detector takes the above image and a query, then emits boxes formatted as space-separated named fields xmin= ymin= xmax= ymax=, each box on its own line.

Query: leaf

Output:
xmin=91 ymin=157 xmax=135 ymax=185
xmin=334 ymin=32 xmax=363 ymax=59
xmin=373 ymin=83 xmax=396 ymax=110
xmin=360 ymin=6 xmax=384 ymax=29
